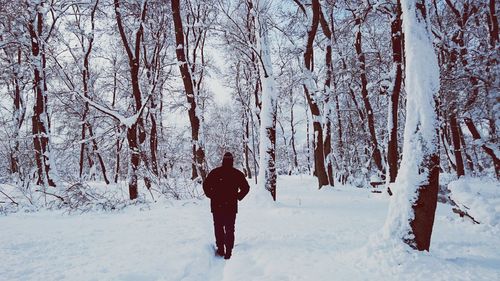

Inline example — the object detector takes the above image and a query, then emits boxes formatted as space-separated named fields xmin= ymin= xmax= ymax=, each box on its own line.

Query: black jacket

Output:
xmin=203 ymin=166 xmax=250 ymax=213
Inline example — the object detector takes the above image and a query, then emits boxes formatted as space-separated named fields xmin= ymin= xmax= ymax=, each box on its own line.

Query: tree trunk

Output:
xmin=254 ymin=0 xmax=277 ymax=200
xmin=289 ymin=97 xmax=299 ymax=173
xmin=127 ymin=124 xmax=139 ymax=199
xmin=449 ymin=112 xmax=465 ymax=177
xmin=487 ymin=0 xmax=499 ymax=48
xmin=354 ymin=15 xmax=384 ymax=176
xmin=407 ymin=151 xmax=439 ymax=251
xmin=387 ymin=0 xmax=403 ymax=183
xmin=114 ymin=0 xmax=148 ymax=199
xmin=385 ymin=0 xmax=440 ymax=251
xmin=440 ymin=123 xmax=456 ymax=172
xmin=319 ymin=6 xmax=337 ymax=186
xmin=79 ymin=109 xmax=89 ymax=179
xmin=404 ymin=0 xmax=439 ymax=251
xmin=28 ymin=4 xmax=56 ymax=187
xmin=87 ymin=125 xmax=110 ymax=184
xmin=112 ymin=64 xmax=120 ymax=184
xmin=303 ymin=0 xmax=329 ymax=188
xmin=171 ymin=0 xmax=207 ymax=181
xmin=9 ymin=47 xmax=24 ymax=176
xmin=150 ymin=112 xmax=159 ymax=177
xmin=334 ymin=92 xmax=345 ymax=184
xmin=244 ymin=110 xmax=252 ymax=178
xmin=306 ymin=105 xmax=312 ymax=174
xmin=458 ymin=124 xmax=474 ymax=172
xmin=114 ymin=133 xmax=122 ymax=184
xmin=77 ymin=0 xmax=100 ymax=182
xmin=324 ymin=43 xmax=334 ymax=186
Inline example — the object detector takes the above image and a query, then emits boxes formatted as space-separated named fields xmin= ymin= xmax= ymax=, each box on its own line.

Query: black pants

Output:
xmin=212 ymin=211 xmax=236 ymax=252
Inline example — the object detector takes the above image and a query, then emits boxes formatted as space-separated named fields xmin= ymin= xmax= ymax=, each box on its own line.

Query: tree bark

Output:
xmin=449 ymin=112 xmax=465 ymax=177
xmin=385 ymin=0 xmax=440 ymax=252
xmin=7 ymin=47 xmax=25 ymax=175
xmin=78 ymin=0 xmax=105 ymax=183
xmin=440 ymin=122 xmax=457 ymax=172
xmin=407 ymin=151 xmax=439 ymax=251
xmin=404 ymin=0 xmax=439 ymax=251
xmin=127 ymin=123 xmax=140 ymax=200
xmin=354 ymin=15 xmax=384 ymax=176
xmin=28 ymin=3 xmax=56 ymax=187
xmin=487 ymin=0 xmax=499 ymax=48
xmin=305 ymin=105 xmax=312 ymax=174
xmin=458 ymin=124 xmax=474 ymax=172
xmin=150 ymin=112 xmax=159 ymax=177
xmin=254 ymin=0 xmax=278 ymax=200
xmin=87 ymin=125 xmax=110 ymax=184
xmin=243 ymin=110 xmax=252 ymax=178
xmin=171 ymin=0 xmax=207 ymax=181
xmin=289 ymin=95 xmax=299 ymax=173
xmin=303 ymin=0 xmax=329 ymax=188
xmin=114 ymin=0 xmax=148 ymax=199
xmin=114 ymin=132 xmax=122 ymax=184
xmin=324 ymin=38 xmax=334 ymax=186
xmin=387 ymin=0 xmax=403 ymax=183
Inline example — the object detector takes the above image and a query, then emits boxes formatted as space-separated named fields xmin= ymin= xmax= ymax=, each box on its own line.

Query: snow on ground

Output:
xmin=448 ymin=176 xmax=500 ymax=226
xmin=1 ymin=175 xmax=499 ymax=281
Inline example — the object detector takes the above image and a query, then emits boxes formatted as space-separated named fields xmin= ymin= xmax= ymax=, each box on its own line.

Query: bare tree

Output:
xmin=297 ymin=0 xmax=329 ymax=188
xmin=1 ymin=38 xmax=26 ymax=177
xmin=171 ymin=0 xmax=209 ymax=181
xmin=351 ymin=4 xmax=384 ymax=177
xmin=26 ymin=0 xmax=64 ymax=187
xmin=68 ymin=0 xmax=110 ymax=184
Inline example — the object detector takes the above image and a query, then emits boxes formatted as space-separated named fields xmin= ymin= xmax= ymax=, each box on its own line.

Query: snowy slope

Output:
xmin=1 ymin=175 xmax=499 ymax=281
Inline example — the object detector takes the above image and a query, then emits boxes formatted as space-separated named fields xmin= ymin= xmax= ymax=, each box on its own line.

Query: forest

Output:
xmin=0 ymin=0 xmax=499 ymax=271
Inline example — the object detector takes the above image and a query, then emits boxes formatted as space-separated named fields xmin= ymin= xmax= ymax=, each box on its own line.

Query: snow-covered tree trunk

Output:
xmin=114 ymin=0 xmax=149 ymax=199
xmin=253 ymin=0 xmax=277 ymax=201
xmin=323 ymin=25 xmax=334 ymax=186
xmin=353 ymin=13 xmax=384 ymax=178
xmin=383 ymin=0 xmax=440 ymax=251
xmin=243 ymin=109 xmax=252 ymax=178
xmin=289 ymin=94 xmax=299 ymax=174
xmin=171 ymin=0 xmax=207 ymax=181
xmin=303 ymin=0 xmax=329 ymax=188
xmin=387 ymin=0 xmax=403 ymax=185
xmin=77 ymin=0 xmax=110 ymax=185
xmin=7 ymin=47 xmax=25 ymax=177
xmin=28 ymin=2 xmax=57 ymax=187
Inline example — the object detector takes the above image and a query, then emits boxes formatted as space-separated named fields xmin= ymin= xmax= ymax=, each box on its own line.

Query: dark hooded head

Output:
xmin=222 ymin=152 xmax=233 ymax=168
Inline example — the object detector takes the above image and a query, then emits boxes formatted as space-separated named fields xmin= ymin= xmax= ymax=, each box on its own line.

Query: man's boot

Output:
xmin=216 ymin=246 xmax=225 ymax=257
xmin=224 ymin=248 xmax=232 ymax=260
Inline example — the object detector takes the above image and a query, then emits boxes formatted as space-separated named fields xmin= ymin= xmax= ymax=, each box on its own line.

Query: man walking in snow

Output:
xmin=203 ymin=152 xmax=250 ymax=260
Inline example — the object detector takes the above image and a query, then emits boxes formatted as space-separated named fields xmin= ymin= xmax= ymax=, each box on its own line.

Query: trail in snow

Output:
xmin=1 ymin=175 xmax=499 ymax=281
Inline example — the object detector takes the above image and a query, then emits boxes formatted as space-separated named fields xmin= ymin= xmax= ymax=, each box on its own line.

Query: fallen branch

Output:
xmin=452 ymin=207 xmax=480 ymax=224
xmin=35 ymin=189 xmax=65 ymax=202
xmin=448 ymin=196 xmax=480 ymax=224
xmin=0 ymin=190 xmax=18 ymax=206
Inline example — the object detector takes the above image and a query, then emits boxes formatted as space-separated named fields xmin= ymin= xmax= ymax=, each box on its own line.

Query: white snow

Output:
xmin=448 ymin=177 xmax=500 ymax=226
xmin=254 ymin=0 xmax=278 ymax=199
xmin=1 ymin=175 xmax=499 ymax=281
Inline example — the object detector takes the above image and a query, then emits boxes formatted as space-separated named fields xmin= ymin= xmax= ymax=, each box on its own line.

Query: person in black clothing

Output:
xmin=203 ymin=152 xmax=250 ymax=260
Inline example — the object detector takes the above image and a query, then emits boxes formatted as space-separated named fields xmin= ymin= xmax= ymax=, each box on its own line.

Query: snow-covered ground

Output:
xmin=1 ymin=175 xmax=499 ymax=281
xmin=448 ymin=177 xmax=500 ymax=226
